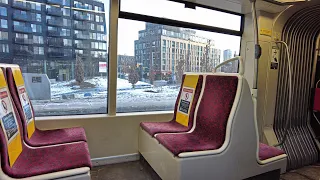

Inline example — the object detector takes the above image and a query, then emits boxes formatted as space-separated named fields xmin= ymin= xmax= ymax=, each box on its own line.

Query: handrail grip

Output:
xmin=212 ymin=56 xmax=244 ymax=75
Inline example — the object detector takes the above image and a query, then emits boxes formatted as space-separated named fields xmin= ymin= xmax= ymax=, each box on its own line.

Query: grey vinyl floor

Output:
xmin=91 ymin=161 xmax=320 ymax=180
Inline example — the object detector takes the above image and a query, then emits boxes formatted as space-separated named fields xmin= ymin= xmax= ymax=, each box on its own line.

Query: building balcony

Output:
xmin=47 ymin=38 xmax=64 ymax=47
xmin=75 ymin=53 xmax=89 ymax=58
xmin=47 ymin=8 xmax=63 ymax=16
xmin=74 ymin=14 xmax=90 ymax=21
xmin=74 ymin=23 xmax=90 ymax=30
xmin=92 ymin=54 xmax=107 ymax=58
xmin=13 ymin=13 xmax=31 ymax=21
xmin=75 ymin=43 xmax=90 ymax=49
xmin=14 ymin=49 xmax=33 ymax=56
xmin=13 ymin=25 xmax=33 ymax=33
xmin=14 ymin=38 xmax=33 ymax=45
xmin=46 ymin=0 xmax=63 ymax=6
xmin=47 ymin=19 xmax=64 ymax=27
xmin=48 ymin=52 xmax=71 ymax=58
xmin=75 ymin=34 xmax=90 ymax=40
xmin=74 ymin=4 xmax=86 ymax=9
xmin=47 ymin=30 xmax=61 ymax=37
xmin=12 ymin=1 xmax=31 ymax=10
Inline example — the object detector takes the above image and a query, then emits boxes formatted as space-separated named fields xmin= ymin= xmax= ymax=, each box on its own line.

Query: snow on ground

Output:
xmin=50 ymin=77 xmax=180 ymax=101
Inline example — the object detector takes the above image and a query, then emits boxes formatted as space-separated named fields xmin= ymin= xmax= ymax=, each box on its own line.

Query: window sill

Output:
xmin=35 ymin=111 xmax=174 ymax=121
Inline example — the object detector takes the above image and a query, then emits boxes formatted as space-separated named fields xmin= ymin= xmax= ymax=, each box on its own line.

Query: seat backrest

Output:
xmin=174 ymin=74 xmax=203 ymax=128
xmin=6 ymin=67 xmax=36 ymax=142
xmin=192 ymin=74 xmax=240 ymax=149
xmin=0 ymin=68 xmax=27 ymax=177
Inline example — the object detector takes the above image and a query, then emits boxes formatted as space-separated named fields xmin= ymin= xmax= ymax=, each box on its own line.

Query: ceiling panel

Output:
xmin=181 ymin=0 xmax=291 ymax=14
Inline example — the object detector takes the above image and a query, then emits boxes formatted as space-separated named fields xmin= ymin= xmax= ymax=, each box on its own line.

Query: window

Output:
xmin=31 ymin=2 xmax=41 ymax=11
xmin=96 ymin=15 xmax=103 ymax=23
xmin=63 ymin=19 xmax=71 ymax=26
xmin=61 ymin=28 xmax=70 ymax=36
xmin=0 ymin=31 xmax=7 ymax=40
xmin=31 ymin=13 xmax=42 ymax=22
xmin=121 ymin=0 xmax=241 ymax=31
xmin=5 ymin=0 xmax=110 ymax=117
xmin=16 ymin=33 xmax=27 ymax=38
xmin=0 ymin=7 xmax=7 ymax=16
xmin=95 ymin=5 xmax=103 ymax=12
xmin=32 ymin=35 xmax=43 ymax=44
xmin=0 ymin=19 xmax=7 ymax=28
xmin=63 ymin=39 xmax=72 ymax=46
xmin=34 ymin=46 xmax=44 ymax=55
xmin=97 ymin=24 xmax=104 ymax=32
xmin=117 ymin=1 xmax=242 ymax=112
xmin=74 ymin=10 xmax=93 ymax=21
xmin=62 ymin=8 xmax=70 ymax=16
xmin=0 ymin=0 xmax=8 ymax=4
xmin=0 ymin=43 xmax=8 ymax=52
xmin=31 ymin=24 xmax=42 ymax=33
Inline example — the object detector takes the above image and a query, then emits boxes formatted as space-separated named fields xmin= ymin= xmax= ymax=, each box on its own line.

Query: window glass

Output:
xmin=121 ymin=0 xmax=241 ymax=31
xmin=31 ymin=24 xmax=42 ymax=33
xmin=34 ymin=46 xmax=44 ymax=55
xmin=117 ymin=19 xmax=240 ymax=112
xmin=0 ymin=31 xmax=8 ymax=40
xmin=0 ymin=19 xmax=7 ymax=28
xmin=31 ymin=2 xmax=41 ymax=11
xmin=33 ymin=35 xmax=43 ymax=44
xmin=0 ymin=7 xmax=7 ymax=16
xmin=0 ymin=43 xmax=9 ymax=52
xmin=2 ymin=0 xmax=109 ymax=116
xmin=0 ymin=0 xmax=8 ymax=4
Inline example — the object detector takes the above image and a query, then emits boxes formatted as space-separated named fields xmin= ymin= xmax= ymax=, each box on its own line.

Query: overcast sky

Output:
xmin=102 ymin=0 xmax=241 ymax=57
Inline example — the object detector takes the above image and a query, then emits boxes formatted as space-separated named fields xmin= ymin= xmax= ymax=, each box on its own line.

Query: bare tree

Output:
xmin=128 ymin=66 xmax=140 ymax=88
xmin=75 ymin=55 xmax=84 ymax=84
xmin=175 ymin=58 xmax=185 ymax=84
xmin=200 ymin=40 xmax=213 ymax=72
xmin=149 ymin=68 xmax=155 ymax=84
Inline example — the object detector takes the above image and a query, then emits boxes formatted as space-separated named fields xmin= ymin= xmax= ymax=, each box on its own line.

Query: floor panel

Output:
xmin=91 ymin=161 xmax=320 ymax=180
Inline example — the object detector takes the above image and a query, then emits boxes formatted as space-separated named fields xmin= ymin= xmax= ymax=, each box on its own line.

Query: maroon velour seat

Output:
xmin=259 ymin=143 xmax=285 ymax=161
xmin=156 ymin=75 xmax=238 ymax=156
xmin=6 ymin=67 xmax=87 ymax=147
xmin=0 ymin=68 xmax=92 ymax=179
xmin=140 ymin=75 xmax=203 ymax=136
xmin=0 ymin=102 xmax=92 ymax=178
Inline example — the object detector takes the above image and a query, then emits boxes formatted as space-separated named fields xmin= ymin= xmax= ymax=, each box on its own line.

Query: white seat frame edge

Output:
xmin=138 ymin=74 xmax=287 ymax=180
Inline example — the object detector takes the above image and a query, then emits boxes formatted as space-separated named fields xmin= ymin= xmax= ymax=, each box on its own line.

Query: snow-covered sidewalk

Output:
xmin=33 ymin=77 xmax=180 ymax=116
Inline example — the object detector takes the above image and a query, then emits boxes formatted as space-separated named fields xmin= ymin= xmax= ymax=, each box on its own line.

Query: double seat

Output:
xmin=139 ymin=71 xmax=287 ymax=179
xmin=0 ymin=64 xmax=92 ymax=180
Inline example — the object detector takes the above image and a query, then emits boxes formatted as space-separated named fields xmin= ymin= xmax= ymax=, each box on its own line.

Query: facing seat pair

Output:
xmin=0 ymin=65 xmax=91 ymax=179
xmin=139 ymin=72 xmax=287 ymax=180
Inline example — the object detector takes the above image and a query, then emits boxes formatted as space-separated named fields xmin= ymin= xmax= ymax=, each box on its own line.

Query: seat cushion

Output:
xmin=141 ymin=121 xmax=190 ymax=136
xmin=4 ymin=142 xmax=92 ymax=178
xmin=156 ymin=75 xmax=239 ymax=156
xmin=26 ymin=127 xmax=87 ymax=147
xmin=259 ymin=143 xmax=285 ymax=161
xmin=156 ymin=133 xmax=222 ymax=156
xmin=140 ymin=75 xmax=203 ymax=137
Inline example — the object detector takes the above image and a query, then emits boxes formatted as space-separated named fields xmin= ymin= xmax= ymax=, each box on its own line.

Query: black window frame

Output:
xmin=119 ymin=0 xmax=244 ymax=37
